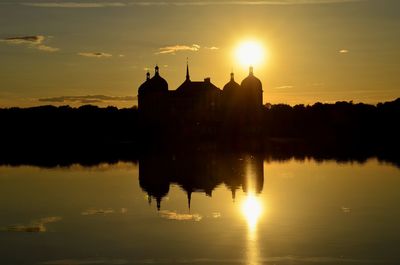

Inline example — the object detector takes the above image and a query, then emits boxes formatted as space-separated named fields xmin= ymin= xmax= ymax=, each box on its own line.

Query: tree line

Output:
xmin=0 ymin=98 xmax=398 ymax=146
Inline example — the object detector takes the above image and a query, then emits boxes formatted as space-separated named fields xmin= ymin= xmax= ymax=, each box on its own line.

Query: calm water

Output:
xmin=1 ymin=154 xmax=400 ymax=265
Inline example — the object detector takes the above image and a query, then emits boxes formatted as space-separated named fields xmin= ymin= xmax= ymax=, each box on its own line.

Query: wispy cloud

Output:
xmin=22 ymin=2 xmax=127 ymax=8
xmin=273 ymin=85 xmax=294 ymax=89
xmin=81 ymin=207 xmax=128 ymax=215
xmin=211 ymin=212 xmax=221 ymax=218
xmin=22 ymin=1 xmax=365 ymax=8
xmin=166 ymin=0 xmax=365 ymax=6
xmin=3 ymin=216 xmax=62 ymax=233
xmin=0 ymin=35 xmax=59 ymax=52
xmin=205 ymin=46 xmax=219 ymax=50
xmin=37 ymin=45 xmax=60 ymax=52
xmin=159 ymin=210 xmax=202 ymax=221
xmin=40 ymin=256 xmax=390 ymax=264
xmin=41 ymin=258 xmax=128 ymax=265
xmin=341 ymin=206 xmax=351 ymax=213
xmin=81 ymin=208 xmax=114 ymax=215
xmin=156 ymin=44 xmax=200 ymax=54
xmin=38 ymin=95 xmax=137 ymax=104
xmin=2 ymin=35 xmax=44 ymax=45
xmin=78 ymin=52 xmax=113 ymax=58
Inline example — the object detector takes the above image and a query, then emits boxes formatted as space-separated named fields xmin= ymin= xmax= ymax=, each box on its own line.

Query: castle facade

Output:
xmin=137 ymin=64 xmax=264 ymax=135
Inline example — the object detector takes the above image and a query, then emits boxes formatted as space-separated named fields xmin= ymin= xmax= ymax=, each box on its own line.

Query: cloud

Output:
xmin=81 ymin=207 xmax=128 ymax=215
xmin=41 ymin=259 xmax=128 ymax=265
xmin=78 ymin=52 xmax=112 ymax=58
xmin=156 ymin=44 xmax=200 ymax=54
xmin=3 ymin=216 xmax=62 ymax=233
xmin=205 ymin=46 xmax=219 ymax=50
xmin=2 ymin=35 xmax=45 ymax=45
xmin=0 ymin=35 xmax=59 ymax=52
xmin=159 ymin=210 xmax=202 ymax=221
xmin=21 ymin=1 xmax=365 ymax=8
xmin=37 ymin=45 xmax=60 ymax=52
xmin=339 ymin=49 xmax=349 ymax=54
xmin=22 ymin=2 xmax=127 ymax=8
xmin=212 ymin=212 xmax=221 ymax=218
xmin=273 ymin=85 xmax=294 ymax=89
xmin=38 ymin=95 xmax=137 ymax=104
xmin=162 ymin=0 xmax=365 ymax=5
xmin=156 ymin=44 xmax=218 ymax=54
xmin=341 ymin=206 xmax=351 ymax=213
xmin=81 ymin=208 xmax=115 ymax=215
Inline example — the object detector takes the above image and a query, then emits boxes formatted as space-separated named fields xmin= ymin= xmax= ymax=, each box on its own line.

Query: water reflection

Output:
xmin=2 ymin=155 xmax=400 ymax=265
xmin=139 ymin=152 xmax=266 ymax=264
xmin=242 ymin=193 xmax=263 ymax=265
xmin=245 ymin=210 xmax=261 ymax=265
xmin=240 ymin=156 xmax=264 ymax=265
xmin=242 ymin=192 xmax=263 ymax=232
xmin=138 ymin=151 xmax=264 ymax=211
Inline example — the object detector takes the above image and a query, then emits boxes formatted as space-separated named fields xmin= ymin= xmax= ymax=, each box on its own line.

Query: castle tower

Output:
xmin=240 ymin=66 xmax=263 ymax=109
xmin=137 ymin=65 xmax=169 ymax=121
xmin=237 ymin=66 xmax=263 ymax=133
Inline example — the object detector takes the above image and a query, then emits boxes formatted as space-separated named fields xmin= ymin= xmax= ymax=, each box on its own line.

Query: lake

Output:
xmin=1 ymin=153 xmax=399 ymax=265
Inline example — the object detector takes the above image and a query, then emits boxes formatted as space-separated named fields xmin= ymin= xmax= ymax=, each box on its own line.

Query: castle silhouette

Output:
xmin=139 ymin=151 xmax=264 ymax=211
xmin=137 ymin=64 xmax=264 ymax=135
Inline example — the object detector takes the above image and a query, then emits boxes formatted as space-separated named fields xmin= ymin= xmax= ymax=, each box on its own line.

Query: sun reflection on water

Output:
xmin=241 ymin=192 xmax=263 ymax=232
xmin=241 ymin=192 xmax=263 ymax=265
xmin=239 ymin=156 xmax=265 ymax=265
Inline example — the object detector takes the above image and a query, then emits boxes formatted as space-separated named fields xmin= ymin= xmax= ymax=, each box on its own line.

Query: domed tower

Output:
xmin=137 ymin=65 xmax=169 ymax=119
xmin=138 ymin=71 xmax=151 ymax=100
xmin=139 ymin=154 xmax=171 ymax=211
xmin=222 ymin=72 xmax=241 ymax=122
xmin=240 ymin=66 xmax=263 ymax=109
xmin=223 ymin=72 xmax=241 ymax=95
xmin=237 ymin=66 xmax=263 ymax=133
xmin=224 ymin=71 xmax=240 ymax=101
xmin=148 ymin=65 xmax=168 ymax=92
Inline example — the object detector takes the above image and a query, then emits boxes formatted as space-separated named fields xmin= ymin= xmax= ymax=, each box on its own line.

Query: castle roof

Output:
xmin=223 ymin=72 xmax=240 ymax=92
xmin=138 ymin=65 xmax=168 ymax=95
xmin=241 ymin=66 xmax=262 ymax=91
xmin=176 ymin=79 xmax=220 ymax=95
xmin=176 ymin=63 xmax=220 ymax=95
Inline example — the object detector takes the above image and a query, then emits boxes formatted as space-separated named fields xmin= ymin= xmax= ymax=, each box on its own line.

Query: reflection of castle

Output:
xmin=137 ymin=64 xmax=263 ymax=134
xmin=139 ymin=152 xmax=264 ymax=211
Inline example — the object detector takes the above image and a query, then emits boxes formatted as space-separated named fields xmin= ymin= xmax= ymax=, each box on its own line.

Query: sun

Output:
xmin=235 ymin=40 xmax=266 ymax=68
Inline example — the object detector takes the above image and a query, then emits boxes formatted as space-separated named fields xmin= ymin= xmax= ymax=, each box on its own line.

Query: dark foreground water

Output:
xmin=1 ymin=155 xmax=399 ymax=265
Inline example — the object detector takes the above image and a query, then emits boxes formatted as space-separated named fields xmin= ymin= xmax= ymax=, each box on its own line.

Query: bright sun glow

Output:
xmin=241 ymin=192 xmax=263 ymax=231
xmin=235 ymin=40 xmax=266 ymax=68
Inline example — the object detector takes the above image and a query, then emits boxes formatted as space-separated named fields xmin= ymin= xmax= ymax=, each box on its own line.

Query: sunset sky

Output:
xmin=0 ymin=0 xmax=399 ymax=108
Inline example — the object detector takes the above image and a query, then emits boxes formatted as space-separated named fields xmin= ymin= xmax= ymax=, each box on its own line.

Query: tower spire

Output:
xmin=231 ymin=188 xmax=236 ymax=202
xmin=156 ymin=197 xmax=161 ymax=211
xmin=186 ymin=57 xmax=190 ymax=81
xmin=249 ymin=65 xmax=254 ymax=76
xmin=187 ymin=191 xmax=192 ymax=211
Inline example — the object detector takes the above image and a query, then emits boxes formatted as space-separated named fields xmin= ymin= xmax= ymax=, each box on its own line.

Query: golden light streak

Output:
xmin=239 ymin=156 xmax=265 ymax=265
xmin=241 ymin=192 xmax=263 ymax=232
